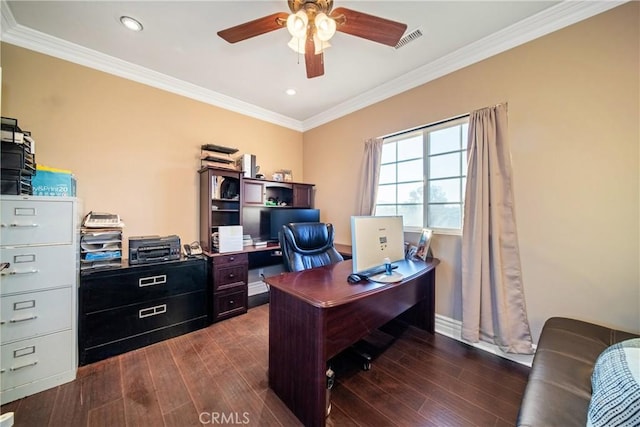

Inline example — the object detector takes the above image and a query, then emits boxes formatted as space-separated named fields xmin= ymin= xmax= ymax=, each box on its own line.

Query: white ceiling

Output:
xmin=0 ymin=1 xmax=625 ymax=131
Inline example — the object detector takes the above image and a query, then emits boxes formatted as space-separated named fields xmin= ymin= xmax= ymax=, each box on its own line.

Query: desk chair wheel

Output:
xmin=361 ymin=352 xmax=372 ymax=371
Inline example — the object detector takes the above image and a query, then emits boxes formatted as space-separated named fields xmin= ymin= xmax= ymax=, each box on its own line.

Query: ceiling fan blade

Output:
xmin=331 ymin=7 xmax=407 ymax=47
xmin=305 ymin=36 xmax=324 ymax=79
xmin=217 ymin=12 xmax=288 ymax=43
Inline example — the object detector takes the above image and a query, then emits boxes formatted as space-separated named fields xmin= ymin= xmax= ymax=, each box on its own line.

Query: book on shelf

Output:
xmin=253 ymin=239 xmax=268 ymax=248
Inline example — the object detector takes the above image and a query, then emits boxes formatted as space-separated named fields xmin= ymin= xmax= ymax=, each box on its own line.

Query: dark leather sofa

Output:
xmin=517 ymin=317 xmax=639 ymax=427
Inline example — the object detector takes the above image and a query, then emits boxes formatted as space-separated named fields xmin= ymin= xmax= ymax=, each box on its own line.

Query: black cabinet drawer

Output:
xmin=83 ymin=290 xmax=206 ymax=348
xmin=214 ymin=286 xmax=247 ymax=322
xmin=81 ymin=259 xmax=205 ymax=312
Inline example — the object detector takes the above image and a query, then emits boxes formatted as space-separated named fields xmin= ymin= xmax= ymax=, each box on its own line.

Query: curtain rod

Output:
xmin=380 ymin=112 xmax=470 ymax=140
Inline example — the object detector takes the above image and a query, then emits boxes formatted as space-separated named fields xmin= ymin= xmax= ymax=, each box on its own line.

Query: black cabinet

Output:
xmin=79 ymin=257 xmax=207 ymax=365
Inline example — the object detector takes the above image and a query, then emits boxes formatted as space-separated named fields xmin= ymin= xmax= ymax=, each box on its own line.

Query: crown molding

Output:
xmin=301 ymin=0 xmax=628 ymax=131
xmin=1 ymin=1 xmax=627 ymax=133
xmin=0 ymin=1 xmax=304 ymax=132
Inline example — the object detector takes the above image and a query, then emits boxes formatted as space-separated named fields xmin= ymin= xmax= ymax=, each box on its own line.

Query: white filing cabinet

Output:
xmin=0 ymin=195 xmax=78 ymax=404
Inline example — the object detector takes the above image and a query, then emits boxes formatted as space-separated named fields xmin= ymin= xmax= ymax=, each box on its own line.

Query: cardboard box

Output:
xmin=32 ymin=165 xmax=76 ymax=197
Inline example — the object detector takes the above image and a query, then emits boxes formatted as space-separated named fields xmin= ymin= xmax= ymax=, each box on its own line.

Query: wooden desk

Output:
xmin=265 ymin=258 xmax=439 ymax=427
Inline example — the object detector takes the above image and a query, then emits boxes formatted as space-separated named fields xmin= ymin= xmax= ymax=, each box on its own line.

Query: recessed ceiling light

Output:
xmin=120 ymin=16 xmax=143 ymax=32
xmin=285 ymin=88 xmax=296 ymax=96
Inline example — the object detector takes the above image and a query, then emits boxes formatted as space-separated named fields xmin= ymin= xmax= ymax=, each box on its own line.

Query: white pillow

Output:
xmin=587 ymin=338 xmax=640 ymax=427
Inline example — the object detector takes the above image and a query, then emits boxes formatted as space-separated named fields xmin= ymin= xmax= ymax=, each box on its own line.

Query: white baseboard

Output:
xmin=434 ymin=314 xmax=535 ymax=367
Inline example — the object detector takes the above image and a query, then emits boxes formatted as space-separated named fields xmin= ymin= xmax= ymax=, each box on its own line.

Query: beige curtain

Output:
xmin=355 ymin=138 xmax=383 ymax=216
xmin=461 ymin=104 xmax=534 ymax=354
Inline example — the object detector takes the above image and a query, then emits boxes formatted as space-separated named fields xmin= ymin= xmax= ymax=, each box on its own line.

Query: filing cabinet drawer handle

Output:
xmin=1 ymin=223 xmax=39 ymax=228
xmin=8 ymin=315 xmax=38 ymax=323
xmin=138 ymin=275 xmax=167 ymax=287
xmin=1 ymin=269 xmax=39 ymax=276
xmin=139 ymin=304 xmax=167 ymax=319
xmin=9 ymin=361 xmax=38 ymax=371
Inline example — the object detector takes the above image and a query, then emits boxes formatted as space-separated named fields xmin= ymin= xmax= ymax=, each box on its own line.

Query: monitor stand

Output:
xmin=368 ymin=271 xmax=404 ymax=283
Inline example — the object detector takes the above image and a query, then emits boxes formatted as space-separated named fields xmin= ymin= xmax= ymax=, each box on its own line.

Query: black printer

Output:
xmin=128 ymin=235 xmax=181 ymax=265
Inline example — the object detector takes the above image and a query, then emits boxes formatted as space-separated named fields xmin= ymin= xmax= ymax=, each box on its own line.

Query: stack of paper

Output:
xmin=217 ymin=225 xmax=243 ymax=253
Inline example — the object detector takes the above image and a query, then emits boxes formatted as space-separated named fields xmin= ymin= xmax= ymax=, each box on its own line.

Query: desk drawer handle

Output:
xmin=228 ymin=273 xmax=235 ymax=279
xmin=139 ymin=304 xmax=167 ymax=319
xmin=139 ymin=275 xmax=166 ymax=287
xmin=10 ymin=361 xmax=38 ymax=371
xmin=1 ymin=269 xmax=39 ymax=276
xmin=8 ymin=315 xmax=38 ymax=324
xmin=1 ymin=223 xmax=39 ymax=228
xmin=229 ymin=256 xmax=235 ymax=262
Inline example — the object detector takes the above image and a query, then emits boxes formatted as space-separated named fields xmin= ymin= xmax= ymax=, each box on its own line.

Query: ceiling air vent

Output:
xmin=394 ymin=28 xmax=423 ymax=49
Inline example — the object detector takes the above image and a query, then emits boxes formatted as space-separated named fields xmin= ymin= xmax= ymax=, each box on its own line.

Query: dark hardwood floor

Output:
xmin=1 ymin=304 xmax=530 ymax=426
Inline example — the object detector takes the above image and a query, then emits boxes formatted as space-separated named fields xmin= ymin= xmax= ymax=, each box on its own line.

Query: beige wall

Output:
xmin=0 ymin=44 xmax=303 ymax=253
xmin=1 ymin=3 xmax=638 ymax=343
xmin=304 ymin=2 xmax=639 ymax=340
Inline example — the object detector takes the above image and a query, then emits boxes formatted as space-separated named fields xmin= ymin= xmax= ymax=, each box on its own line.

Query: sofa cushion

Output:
xmin=587 ymin=338 xmax=640 ymax=427
xmin=517 ymin=317 xmax=639 ymax=427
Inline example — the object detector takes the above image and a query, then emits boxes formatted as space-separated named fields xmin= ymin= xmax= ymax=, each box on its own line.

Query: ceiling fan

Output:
xmin=217 ymin=0 xmax=407 ymax=79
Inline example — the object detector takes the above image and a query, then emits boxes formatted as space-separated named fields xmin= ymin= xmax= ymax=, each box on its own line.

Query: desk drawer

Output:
xmin=83 ymin=290 xmax=206 ymax=348
xmin=214 ymin=264 xmax=247 ymax=290
xmin=1 ymin=245 xmax=75 ymax=295
xmin=1 ymin=287 xmax=72 ymax=343
xmin=1 ymin=199 xmax=73 ymax=246
xmin=1 ymin=330 xmax=74 ymax=391
xmin=212 ymin=253 xmax=247 ymax=266
xmin=213 ymin=286 xmax=247 ymax=322
xmin=81 ymin=260 xmax=205 ymax=312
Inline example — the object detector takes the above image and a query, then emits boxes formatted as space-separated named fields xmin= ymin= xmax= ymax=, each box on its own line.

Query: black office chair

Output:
xmin=279 ymin=222 xmax=344 ymax=272
xmin=279 ymin=222 xmax=373 ymax=371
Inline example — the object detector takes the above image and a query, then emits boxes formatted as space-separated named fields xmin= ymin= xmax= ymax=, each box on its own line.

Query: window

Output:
xmin=375 ymin=116 xmax=468 ymax=232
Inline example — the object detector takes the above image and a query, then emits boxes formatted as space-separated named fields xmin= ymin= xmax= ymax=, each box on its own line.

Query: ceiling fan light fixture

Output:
xmin=287 ymin=36 xmax=305 ymax=54
xmin=315 ymin=37 xmax=331 ymax=54
xmin=286 ymin=11 xmax=308 ymax=39
xmin=315 ymin=13 xmax=336 ymax=41
xmin=288 ymin=35 xmax=330 ymax=55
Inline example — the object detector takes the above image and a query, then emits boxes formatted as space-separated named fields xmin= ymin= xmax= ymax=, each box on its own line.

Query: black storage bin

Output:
xmin=1 ymin=141 xmax=35 ymax=173
xmin=1 ymin=141 xmax=35 ymax=195
xmin=0 ymin=170 xmax=33 ymax=195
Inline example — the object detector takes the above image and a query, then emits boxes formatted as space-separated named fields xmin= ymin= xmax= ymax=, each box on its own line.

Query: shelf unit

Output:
xmin=80 ymin=228 xmax=122 ymax=271
xmin=241 ymin=178 xmax=314 ymax=208
xmin=1 ymin=117 xmax=36 ymax=196
xmin=198 ymin=166 xmax=242 ymax=253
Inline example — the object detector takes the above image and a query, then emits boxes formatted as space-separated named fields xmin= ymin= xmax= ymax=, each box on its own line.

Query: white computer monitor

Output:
xmin=350 ymin=215 xmax=405 ymax=277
